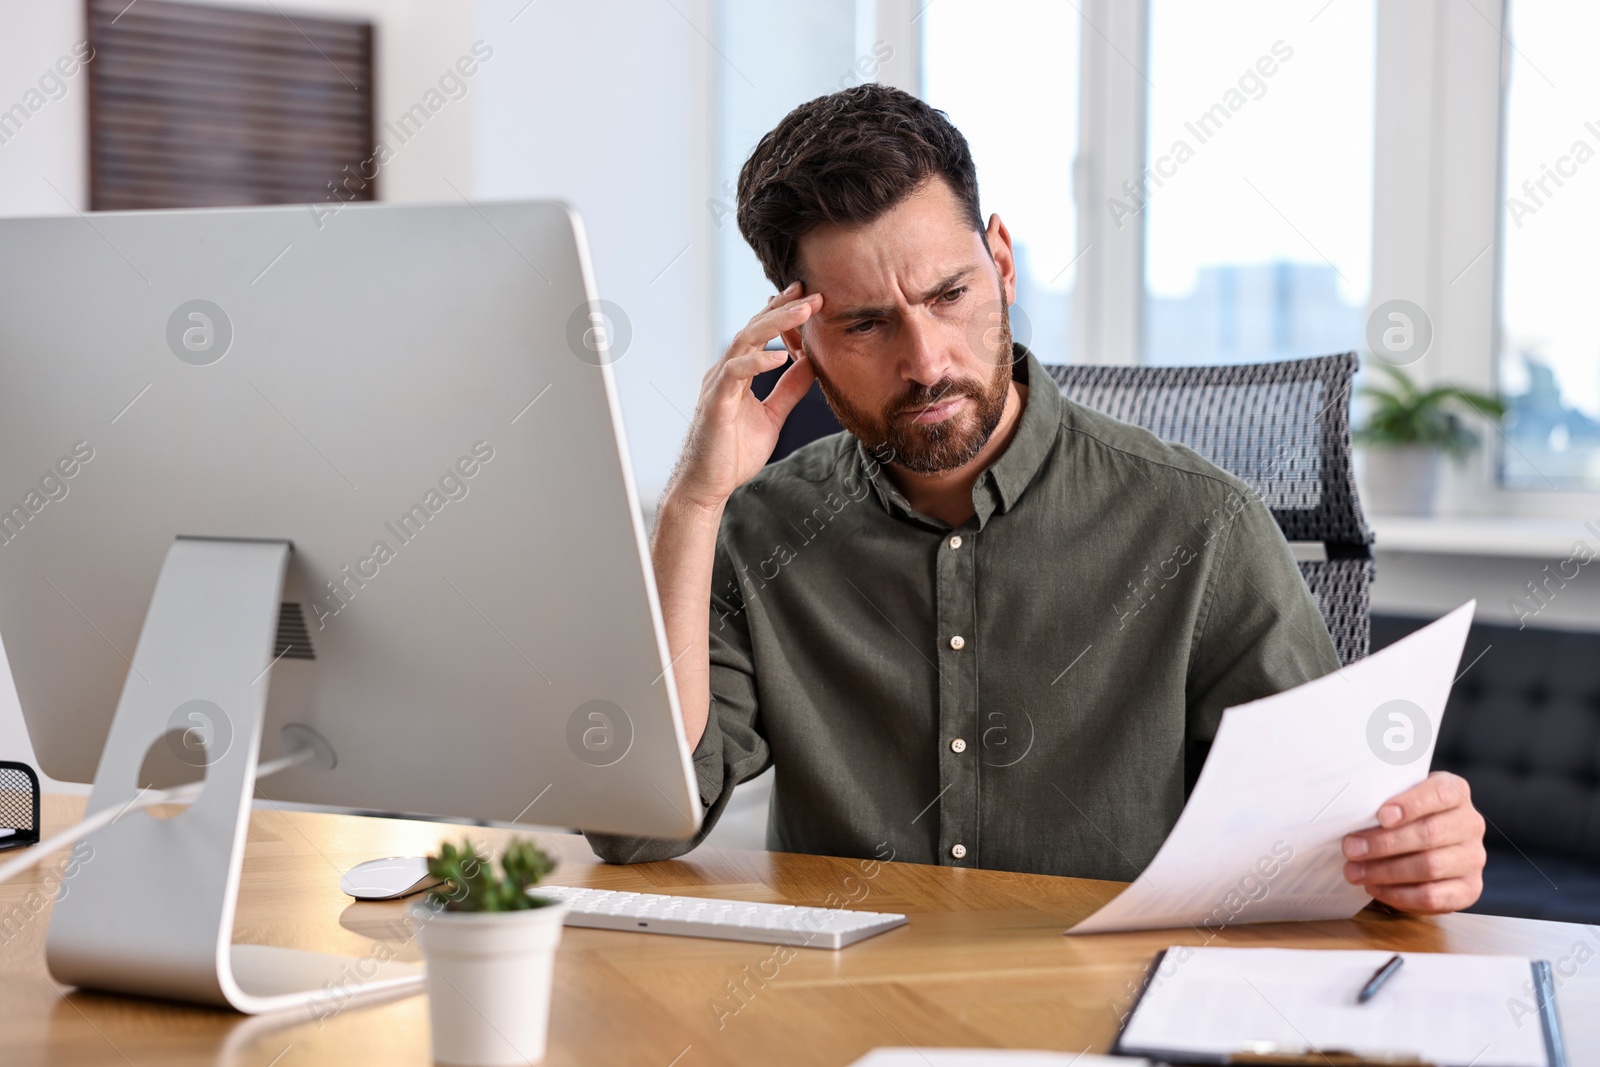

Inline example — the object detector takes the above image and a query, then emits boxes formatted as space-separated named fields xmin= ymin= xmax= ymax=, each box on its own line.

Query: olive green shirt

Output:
xmin=585 ymin=345 xmax=1341 ymax=879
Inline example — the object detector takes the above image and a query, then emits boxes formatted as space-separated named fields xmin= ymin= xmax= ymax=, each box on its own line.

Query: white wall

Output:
xmin=0 ymin=0 xmax=713 ymax=785
xmin=1373 ymin=549 xmax=1600 ymax=632
xmin=0 ymin=0 xmax=94 ymax=783
xmin=0 ymin=0 xmax=481 ymax=209
xmin=0 ymin=1 xmax=88 ymax=214
xmin=472 ymin=0 xmax=713 ymax=504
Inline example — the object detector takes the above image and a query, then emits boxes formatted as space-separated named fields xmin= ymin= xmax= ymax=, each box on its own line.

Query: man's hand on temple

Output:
xmin=1341 ymin=770 xmax=1487 ymax=914
xmin=670 ymin=282 xmax=820 ymax=512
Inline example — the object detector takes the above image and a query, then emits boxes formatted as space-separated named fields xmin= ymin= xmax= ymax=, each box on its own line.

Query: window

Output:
xmin=712 ymin=0 xmax=868 ymax=345
xmin=922 ymin=1 xmax=1080 ymax=364
xmin=1497 ymin=0 xmax=1600 ymax=490
xmin=1141 ymin=0 xmax=1374 ymax=366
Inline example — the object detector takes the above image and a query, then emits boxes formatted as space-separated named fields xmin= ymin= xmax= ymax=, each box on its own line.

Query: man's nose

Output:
xmin=898 ymin=312 xmax=951 ymax=388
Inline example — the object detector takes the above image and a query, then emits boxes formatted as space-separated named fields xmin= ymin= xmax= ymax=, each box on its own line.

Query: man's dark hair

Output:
xmin=736 ymin=83 xmax=983 ymax=290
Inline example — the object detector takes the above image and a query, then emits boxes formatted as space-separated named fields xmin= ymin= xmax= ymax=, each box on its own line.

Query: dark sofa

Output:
xmin=1373 ymin=614 xmax=1600 ymax=923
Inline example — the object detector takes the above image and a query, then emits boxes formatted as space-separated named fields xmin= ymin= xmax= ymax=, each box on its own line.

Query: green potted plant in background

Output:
xmin=412 ymin=837 xmax=566 ymax=1067
xmin=1354 ymin=363 xmax=1506 ymax=517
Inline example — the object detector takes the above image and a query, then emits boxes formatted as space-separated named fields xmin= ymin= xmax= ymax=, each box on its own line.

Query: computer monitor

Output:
xmin=0 ymin=200 xmax=700 ymax=1012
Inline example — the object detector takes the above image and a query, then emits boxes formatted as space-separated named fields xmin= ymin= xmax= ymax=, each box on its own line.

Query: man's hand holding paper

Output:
xmin=1343 ymin=769 xmax=1488 ymax=914
xmin=1069 ymin=601 xmax=1486 ymax=935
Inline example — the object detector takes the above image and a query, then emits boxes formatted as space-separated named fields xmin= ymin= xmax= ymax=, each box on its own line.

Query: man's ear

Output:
xmin=779 ymin=323 xmax=806 ymax=359
xmin=985 ymin=213 xmax=1018 ymax=306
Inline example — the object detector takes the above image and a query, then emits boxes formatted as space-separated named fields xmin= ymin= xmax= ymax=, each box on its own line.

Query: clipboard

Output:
xmin=1111 ymin=948 xmax=1567 ymax=1067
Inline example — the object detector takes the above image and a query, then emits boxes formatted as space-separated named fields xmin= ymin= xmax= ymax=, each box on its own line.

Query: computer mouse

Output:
xmin=340 ymin=856 xmax=444 ymax=901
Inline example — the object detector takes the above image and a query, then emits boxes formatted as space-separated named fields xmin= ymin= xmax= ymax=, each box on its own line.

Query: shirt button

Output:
xmin=949 ymin=635 xmax=965 ymax=650
xmin=948 ymin=535 xmax=963 ymax=549
xmin=950 ymin=738 xmax=967 ymax=753
xmin=951 ymin=844 xmax=967 ymax=859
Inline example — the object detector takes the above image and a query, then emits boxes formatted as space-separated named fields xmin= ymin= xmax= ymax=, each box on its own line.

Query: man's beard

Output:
xmin=811 ymin=292 xmax=1016 ymax=475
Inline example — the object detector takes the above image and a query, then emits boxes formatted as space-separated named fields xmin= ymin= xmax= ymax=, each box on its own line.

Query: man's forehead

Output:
xmin=806 ymin=255 xmax=978 ymax=305
xmin=795 ymin=178 xmax=986 ymax=303
xmin=798 ymin=228 xmax=987 ymax=313
xmin=807 ymin=267 xmax=977 ymax=326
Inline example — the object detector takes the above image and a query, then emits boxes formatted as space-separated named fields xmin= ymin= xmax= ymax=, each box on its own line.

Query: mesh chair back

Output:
xmin=0 ymin=760 xmax=40 ymax=851
xmin=1045 ymin=352 xmax=1374 ymax=665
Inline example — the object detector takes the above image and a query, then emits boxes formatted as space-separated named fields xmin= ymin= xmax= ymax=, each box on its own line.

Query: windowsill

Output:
xmin=1370 ymin=514 xmax=1598 ymax=559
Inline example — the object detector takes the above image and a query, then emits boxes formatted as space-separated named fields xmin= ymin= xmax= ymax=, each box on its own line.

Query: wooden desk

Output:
xmin=2 ymin=794 xmax=1594 ymax=1066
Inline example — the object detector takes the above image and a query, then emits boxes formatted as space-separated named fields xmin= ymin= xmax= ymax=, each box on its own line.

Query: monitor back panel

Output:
xmin=0 ymin=201 xmax=699 ymax=839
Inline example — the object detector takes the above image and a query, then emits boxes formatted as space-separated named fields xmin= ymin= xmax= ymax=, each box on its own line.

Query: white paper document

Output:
xmin=847 ymin=1051 xmax=1143 ymax=1067
xmin=1068 ymin=601 xmax=1475 ymax=934
xmin=1117 ymin=947 xmax=1551 ymax=1067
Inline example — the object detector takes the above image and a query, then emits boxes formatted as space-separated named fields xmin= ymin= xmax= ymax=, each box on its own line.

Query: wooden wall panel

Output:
xmin=87 ymin=0 xmax=375 ymax=210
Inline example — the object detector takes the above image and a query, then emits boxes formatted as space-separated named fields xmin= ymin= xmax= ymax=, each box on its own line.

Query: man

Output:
xmin=586 ymin=84 xmax=1486 ymax=915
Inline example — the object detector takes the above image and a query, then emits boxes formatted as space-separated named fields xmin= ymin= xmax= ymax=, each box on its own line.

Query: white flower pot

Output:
xmin=411 ymin=899 xmax=570 ymax=1067
xmin=1361 ymin=444 xmax=1441 ymax=517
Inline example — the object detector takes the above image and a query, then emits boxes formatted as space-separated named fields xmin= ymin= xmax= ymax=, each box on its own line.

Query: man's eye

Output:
xmin=939 ymin=287 xmax=967 ymax=303
xmin=846 ymin=320 xmax=877 ymax=334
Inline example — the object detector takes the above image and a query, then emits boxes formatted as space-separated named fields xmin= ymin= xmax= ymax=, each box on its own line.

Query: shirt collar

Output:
xmin=855 ymin=342 xmax=1061 ymax=529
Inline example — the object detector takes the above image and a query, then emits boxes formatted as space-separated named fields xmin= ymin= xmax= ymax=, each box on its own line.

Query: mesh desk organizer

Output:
xmin=0 ymin=760 xmax=41 ymax=852
xmin=1044 ymin=352 xmax=1376 ymax=666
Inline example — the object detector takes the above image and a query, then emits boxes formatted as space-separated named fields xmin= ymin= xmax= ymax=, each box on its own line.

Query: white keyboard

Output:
xmin=535 ymin=885 xmax=908 ymax=949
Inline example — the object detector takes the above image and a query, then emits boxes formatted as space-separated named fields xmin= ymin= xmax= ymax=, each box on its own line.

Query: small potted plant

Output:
xmin=411 ymin=837 xmax=567 ymax=1067
xmin=1354 ymin=363 xmax=1506 ymax=516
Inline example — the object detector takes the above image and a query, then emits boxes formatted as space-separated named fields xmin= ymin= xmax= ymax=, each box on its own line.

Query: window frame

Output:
xmin=891 ymin=0 xmax=1146 ymax=364
xmin=1478 ymin=0 xmax=1600 ymax=511
xmin=1370 ymin=0 xmax=1600 ymax=515
xmin=887 ymin=0 xmax=1600 ymax=514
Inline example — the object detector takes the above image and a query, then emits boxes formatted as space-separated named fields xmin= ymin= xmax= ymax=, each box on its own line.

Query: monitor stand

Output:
xmin=44 ymin=537 xmax=424 ymax=1015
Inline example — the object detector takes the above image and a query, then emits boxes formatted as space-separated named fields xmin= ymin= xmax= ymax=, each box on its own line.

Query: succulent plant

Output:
xmin=426 ymin=837 xmax=558 ymax=912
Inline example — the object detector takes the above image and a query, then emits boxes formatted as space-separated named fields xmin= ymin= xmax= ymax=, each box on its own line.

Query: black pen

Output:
xmin=1357 ymin=954 xmax=1404 ymax=1004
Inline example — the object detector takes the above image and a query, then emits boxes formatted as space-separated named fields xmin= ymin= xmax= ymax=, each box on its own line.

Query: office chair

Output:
xmin=1046 ymin=352 xmax=1375 ymax=665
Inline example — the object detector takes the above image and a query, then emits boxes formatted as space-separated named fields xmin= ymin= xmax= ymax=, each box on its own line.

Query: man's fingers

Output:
xmin=1365 ymin=875 xmax=1483 ymax=915
xmin=1344 ymin=771 xmax=1483 ymax=864
xmin=721 ymin=347 xmax=790 ymax=384
xmin=761 ymin=353 xmax=817 ymax=422
xmin=724 ymin=298 xmax=816 ymax=368
xmin=1337 ymin=771 xmax=1487 ymax=917
xmin=717 ymin=297 xmax=818 ymax=382
xmin=1344 ymin=840 xmax=1486 ymax=887
xmin=752 ymin=281 xmax=801 ymax=318
xmin=1372 ymin=771 xmax=1472 ymax=830
xmin=1343 ymin=805 xmax=1484 ymax=861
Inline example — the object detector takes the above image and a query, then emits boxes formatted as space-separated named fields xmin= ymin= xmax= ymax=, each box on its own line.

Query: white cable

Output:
xmin=254 ymin=751 xmax=310 ymax=778
xmin=0 ymin=746 xmax=315 ymax=887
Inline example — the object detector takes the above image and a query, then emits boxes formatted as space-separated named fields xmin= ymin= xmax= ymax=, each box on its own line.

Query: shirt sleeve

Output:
xmin=581 ymin=525 xmax=773 ymax=864
xmin=1183 ymin=485 xmax=1344 ymax=792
